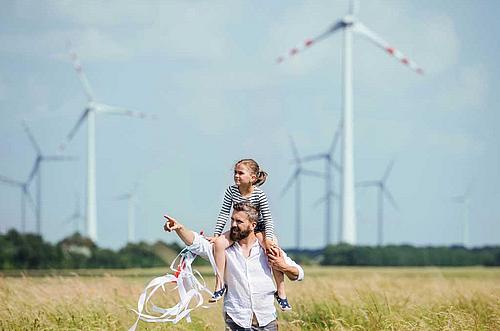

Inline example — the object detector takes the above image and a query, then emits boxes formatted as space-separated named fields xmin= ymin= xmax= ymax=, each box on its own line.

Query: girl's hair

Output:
xmin=235 ymin=159 xmax=268 ymax=187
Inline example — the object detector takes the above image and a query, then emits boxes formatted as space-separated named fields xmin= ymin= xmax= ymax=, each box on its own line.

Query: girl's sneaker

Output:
xmin=209 ymin=285 xmax=227 ymax=303
xmin=274 ymin=291 xmax=292 ymax=311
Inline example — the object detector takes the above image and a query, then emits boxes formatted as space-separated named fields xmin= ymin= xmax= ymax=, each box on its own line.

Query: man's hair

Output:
xmin=233 ymin=201 xmax=259 ymax=223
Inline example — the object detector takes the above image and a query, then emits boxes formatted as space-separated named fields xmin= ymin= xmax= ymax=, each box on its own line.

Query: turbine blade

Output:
xmin=332 ymin=160 xmax=342 ymax=172
xmin=0 ymin=175 xmax=23 ymax=187
xmin=27 ymin=160 xmax=40 ymax=184
xmin=356 ymin=180 xmax=378 ymax=187
xmin=25 ymin=190 xmax=37 ymax=212
xmin=44 ymin=155 xmax=78 ymax=162
xmin=300 ymin=154 xmax=326 ymax=163
xmin=22 ymin=121 xmax=42 ymax=155
xmin=63 ymin=214 xmax=78 ymax=224
xmin=276 ymin=20 xmax=345 ymax=63
xmin=288 ymin=134 xmax=300 ymax=162
xmin=96 ymin=104 xmax=155 ymax=120
xmin=354 ymin=22 xmax=424 ymax=75
xmin=67 ymin=41 xmax=96 ymax=102
xmin=60 ymin=108 xmax=90 ymax=151
xmin=330 ymin=191 xmax=341 ymax=199
xmin=301 ymin=169 xmax=326 ymax=178
xmin=328 ymin=124 xmax=342 ymax=156
xmin=281 ymin=169 xmax=299 ymax=197
xmin=312 ymin=195 xmax=327 ymax=208
xmin=381 ymin=159 xmax=395 ymax=183
xmin=115 ymin=193 xmax=130 ymax=200
xmin=383 ymin=188 xmax=399 ymax=211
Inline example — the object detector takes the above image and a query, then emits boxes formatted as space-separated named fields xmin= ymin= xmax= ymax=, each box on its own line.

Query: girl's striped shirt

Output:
xmin=214 ymin=185 xmax=274 ymax=239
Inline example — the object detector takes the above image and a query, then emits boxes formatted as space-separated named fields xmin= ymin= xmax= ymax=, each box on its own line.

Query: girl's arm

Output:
xmin=258 ymin=190 xmax=275 ymax=240
xmin=213 ymin=186 xmax=233 ymax=236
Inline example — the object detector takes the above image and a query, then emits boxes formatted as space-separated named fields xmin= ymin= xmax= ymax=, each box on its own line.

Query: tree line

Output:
xmin=1 ymin=229 xmax=499 ymax=269
xmin=0 ymin=229 xmax=183 ymax=270
xmin=289 ymin=244 xmax=500 ymax=266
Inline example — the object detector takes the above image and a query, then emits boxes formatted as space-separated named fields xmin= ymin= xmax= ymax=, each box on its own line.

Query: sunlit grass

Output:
xmin=1 ymin=267 xmax=499 ymax=330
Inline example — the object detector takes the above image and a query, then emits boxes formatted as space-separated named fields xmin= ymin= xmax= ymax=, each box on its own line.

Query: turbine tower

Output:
xmin=302 ymin=126 xmax=342 ymax=245
xmin=116 ymin=183 xmax=139 ymax=243
xmin=281 ymin=136 xmax=323 ymax=249
xmin=0 ymin=175 xmax=36 ymax=232
xmin=356 ymin=160 xmax=398 ymax=246
xmin=60 ymin=43 xmax=153 ymax=243
xmin=23 ymin=121 xmax=74 ymax=235
xmin=452 ymin=185 xmax=472 ymax=247
xmin=276 ymin=0 xmax=423 ymax=244
xmin=63 ymin=193 xmax=84 ymax=234
xmin=301 ymin=123 xmax=342 ymax=245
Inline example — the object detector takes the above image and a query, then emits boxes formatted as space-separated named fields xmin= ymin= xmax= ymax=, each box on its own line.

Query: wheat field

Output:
xmin=1 ymin=267 xmax=499 ymax=330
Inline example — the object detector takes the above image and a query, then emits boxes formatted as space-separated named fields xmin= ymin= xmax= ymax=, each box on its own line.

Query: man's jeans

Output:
xmin=224 ymin=313 xmax=278 ymax=331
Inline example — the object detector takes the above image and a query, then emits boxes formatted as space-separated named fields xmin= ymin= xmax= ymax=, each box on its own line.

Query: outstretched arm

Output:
xmin=163 ymin=215 xmax=195 ymax=246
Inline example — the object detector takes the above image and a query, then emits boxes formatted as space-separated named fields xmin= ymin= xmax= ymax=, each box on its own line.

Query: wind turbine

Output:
xmin=23 ymin=121 xmax=75 ymax=235
xmin=356 ymin=160 xmax=398 ymax=246
xmin=452 ymin=185 xmax=472 ymax=247
xmin=63 ymin=193 xmax=84 ymax=234
xmin=60 ymin=43 xmax=154 ymax=243
xmin=281 ymin=136 xmax=324 ymax=249
xmin=301 ymin=123 xmax=342 ymax=245
xmin=0 ymin=175 xmax=36 ymax=232
xmin=276 ymin=0 xmax=423 ymax=244
xmin=115 ymin=183 xmax=139 ymax=243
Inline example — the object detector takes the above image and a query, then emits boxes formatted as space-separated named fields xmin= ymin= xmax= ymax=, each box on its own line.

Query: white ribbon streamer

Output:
xmin=128 ymin=248 xmax=215 ymax=331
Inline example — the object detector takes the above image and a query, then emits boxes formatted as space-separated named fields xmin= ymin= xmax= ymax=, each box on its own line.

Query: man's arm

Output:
xmin=267 ymin=251 xmax=303 ymax=281
xmin=163 ymin=214 xmax=215 ymax=264
xmin=163 ymin=215 xmax=194 ymax=245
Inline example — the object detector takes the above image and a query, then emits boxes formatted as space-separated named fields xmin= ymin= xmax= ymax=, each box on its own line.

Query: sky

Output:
xmin=0 ymin=0 xmax=499 ymax=250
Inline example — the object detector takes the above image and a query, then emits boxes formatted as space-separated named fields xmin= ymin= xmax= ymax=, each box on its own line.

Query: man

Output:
xmin=164 ymin=201 xmax=304 ymax=331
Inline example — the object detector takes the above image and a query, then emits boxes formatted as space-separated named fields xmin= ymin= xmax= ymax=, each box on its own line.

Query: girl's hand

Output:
xmin=264 ymin=238 xmax=281 ymax=257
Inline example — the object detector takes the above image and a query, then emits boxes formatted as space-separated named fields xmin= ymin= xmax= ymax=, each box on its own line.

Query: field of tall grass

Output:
xmin=1 ymin=266 xmax=499 ymax=330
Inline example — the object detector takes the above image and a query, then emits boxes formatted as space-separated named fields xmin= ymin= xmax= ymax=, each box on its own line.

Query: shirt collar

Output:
xmin=233 ymin=238 xmax=260 ymax=249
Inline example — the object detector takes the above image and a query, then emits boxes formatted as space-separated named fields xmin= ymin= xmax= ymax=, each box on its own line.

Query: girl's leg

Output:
xmin=270 ymin=235 xmax=287 ymax=300
xmin=213 ymin=232 xmax=233 ymax=291
xmin=258 ymin=232 xmax=288 ymax=304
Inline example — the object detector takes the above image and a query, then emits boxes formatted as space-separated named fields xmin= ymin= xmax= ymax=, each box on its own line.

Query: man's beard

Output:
xmin=229 ymin=226 xmax=252 ymax=241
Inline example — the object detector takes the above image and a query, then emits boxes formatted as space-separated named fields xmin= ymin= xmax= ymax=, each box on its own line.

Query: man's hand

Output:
xmin=263 ymin=238 xmax=281 ymax=257
xmin=267 ymin=251 xmax=287 ymax=272
xmin=163 ymin=214 xmax=183 ymax=232
xmin=268 ymin=251 xmax=299 ymax=281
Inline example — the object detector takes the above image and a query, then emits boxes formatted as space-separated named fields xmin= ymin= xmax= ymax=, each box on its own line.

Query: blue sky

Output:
xmin=0 ymin=0 xmax=499 ymax=249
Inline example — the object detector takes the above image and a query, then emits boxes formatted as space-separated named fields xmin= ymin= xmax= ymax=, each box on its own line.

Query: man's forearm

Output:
xmin=283 ymin=265 xmax=299 ymax=281
xmin=174 ymin=225 xmax=195 ymax=246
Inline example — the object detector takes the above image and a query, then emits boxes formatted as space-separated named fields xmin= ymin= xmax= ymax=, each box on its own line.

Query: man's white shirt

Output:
xmin=186 ymin=232 xmax=304 ymax=329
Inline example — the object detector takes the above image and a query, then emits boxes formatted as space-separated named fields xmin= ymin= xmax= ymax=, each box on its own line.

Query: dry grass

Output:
xmin=0 ymin=267 xmax=499 ymax=330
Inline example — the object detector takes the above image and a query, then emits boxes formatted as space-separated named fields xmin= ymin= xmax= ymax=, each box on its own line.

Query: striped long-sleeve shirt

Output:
xmin=214 ymin=185 xmax=274 ymax=239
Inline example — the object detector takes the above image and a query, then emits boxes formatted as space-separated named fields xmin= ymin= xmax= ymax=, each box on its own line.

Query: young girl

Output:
xmin=208 ymin=159 xmax=291 ymax=311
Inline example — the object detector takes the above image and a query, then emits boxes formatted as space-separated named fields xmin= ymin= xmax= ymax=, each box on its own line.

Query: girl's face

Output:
xmin=234 ymin=163 xmax=256 ymax=187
